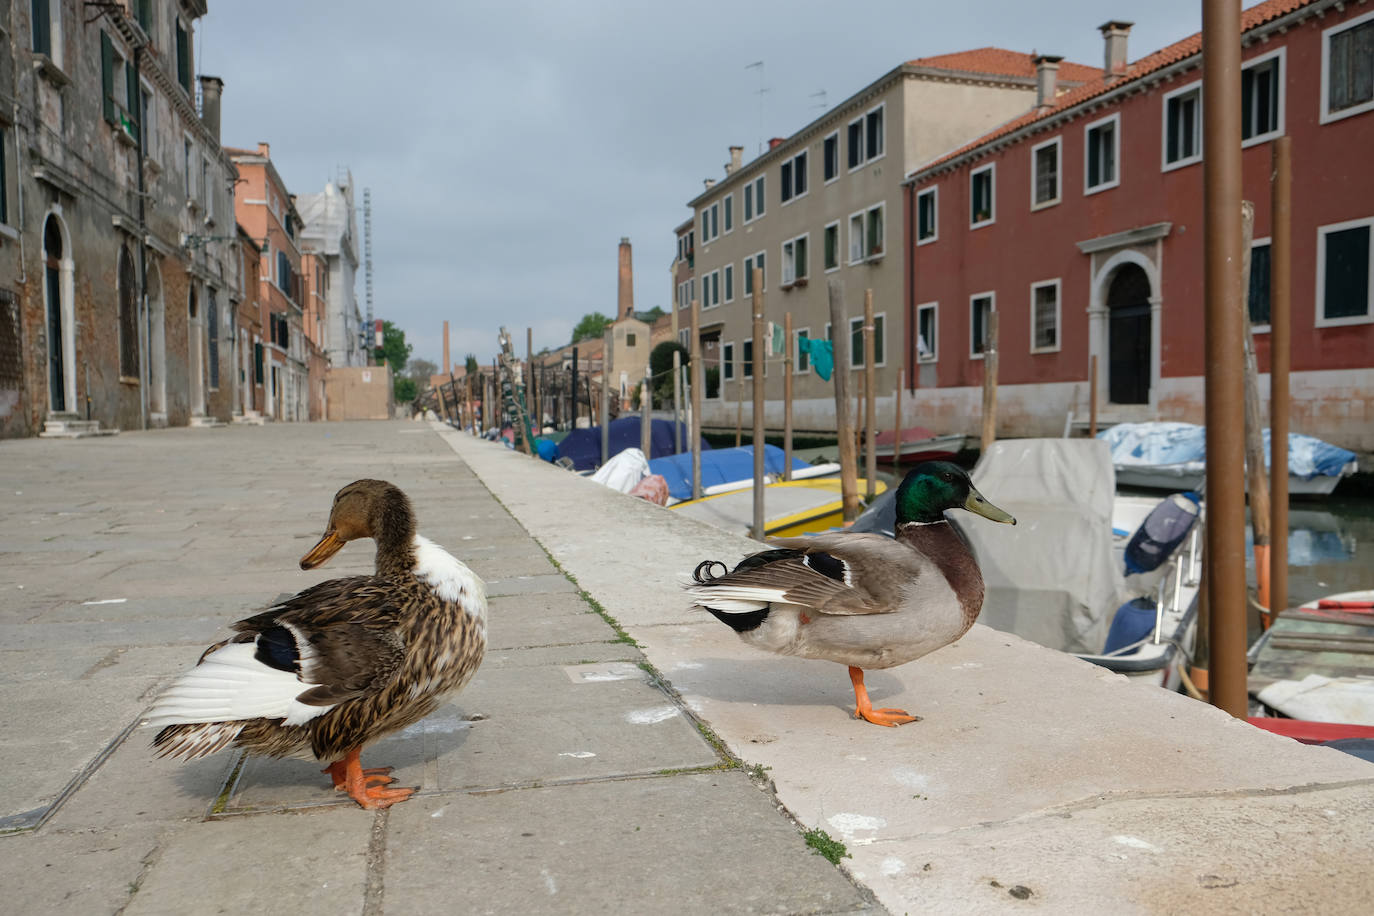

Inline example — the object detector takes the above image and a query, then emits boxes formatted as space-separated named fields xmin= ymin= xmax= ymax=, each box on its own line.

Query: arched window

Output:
xmin=118 ymin=244 xmax=139 ymax=379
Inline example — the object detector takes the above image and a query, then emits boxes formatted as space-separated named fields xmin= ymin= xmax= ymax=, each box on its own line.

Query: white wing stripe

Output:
xmin=146 ymin=642 xmax=334 ymax=729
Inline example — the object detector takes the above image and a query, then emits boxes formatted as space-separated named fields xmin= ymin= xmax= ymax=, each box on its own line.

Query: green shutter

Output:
xmin=125 ymin=57 xmax=140 ymax=142
xmin=176 ymin=23 xmax=190 ymax=93
xmin=101 ymin=32 xmax=116 ymax=124
xmin=32 ymin=0 xmax=51 ymax=57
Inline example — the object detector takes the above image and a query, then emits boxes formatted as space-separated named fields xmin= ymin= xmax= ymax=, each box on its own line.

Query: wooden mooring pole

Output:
xmin=783 ymin=311 xmax=794 ymax=482
xmin=863 ymin=290 xmax=877 ymax=501
xmin=828 ymin=279 xmax=859 ymax=521
xmin=689 ymin=299 xmax=703 ymax=500
xmin=1269 ymin=138 xmax=1292 ymax=626
xmin=980 ymin=311 xmax=999 ymax=453
xmin=1240 ymin=201 xmax=1272 ymax=615
xmin=751 ymin=267 xmax=766 ymax=540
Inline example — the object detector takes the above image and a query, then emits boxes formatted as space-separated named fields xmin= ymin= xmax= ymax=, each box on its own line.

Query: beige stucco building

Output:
xmin=684 ymin=49 xmax=1100 ymax=432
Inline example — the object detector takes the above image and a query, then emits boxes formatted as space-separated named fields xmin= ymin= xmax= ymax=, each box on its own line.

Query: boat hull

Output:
xmin=1115 ymin=465 xmax=1343 ymax=495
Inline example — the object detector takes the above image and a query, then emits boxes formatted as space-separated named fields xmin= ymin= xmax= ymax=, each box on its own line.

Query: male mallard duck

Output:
xmin=147 ymin=479 xmax=487 ymax=808
xmin=684 ymin=462 xmax=1014 ymax=726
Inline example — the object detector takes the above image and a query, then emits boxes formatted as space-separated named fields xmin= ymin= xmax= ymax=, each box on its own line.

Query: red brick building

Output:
xmin=902 ymin=0 xmax=1374 ymax=451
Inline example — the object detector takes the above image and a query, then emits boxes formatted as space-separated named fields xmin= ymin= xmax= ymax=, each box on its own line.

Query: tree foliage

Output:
xmin=571 ymin=312 xmax=613 ymax=343
xmin=408 ymin=358 xmax=438 ymax=383
xmin=393 ymin=376 xmax=418 ymax=403
xmin=378 ymin=321 xmax=412 ymax=374
xmin=464 ymin=353 xmax=480 ymax=375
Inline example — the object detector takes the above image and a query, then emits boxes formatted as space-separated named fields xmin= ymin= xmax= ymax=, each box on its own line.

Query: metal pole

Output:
xmin=641 ymin=362 xmax=652 ymax=457
xmin=829 ymin=279 xmax=859 ymax=521
xmin=863 ymin=290 xmax=876 ymax=500
xmin=783 ymin=311 xmax=794 ymax=481
xmin=1089 ymin=355 xmax=1099 ymax=437
xmin=1202 ymin=0 xmax=1248 ymax=719
xmin=571 ymin=346 xmax=579 ymax=429
xmin=892 ymin=354 xmax=904 ymax=474
xmin=1269 ymin=137 xmax=1292 ymax=626
xmin=751 ymin=267 xmax=766 ymax=540
xmin=689 ymin=299 xmax=703 ymax=500
xmin=673 ymin=350 xmax=682 ymax=453
xmin=600 ymin=331 xmax=611 ymax=466
xmin=980 ymin=311 xmax=999 ymax=452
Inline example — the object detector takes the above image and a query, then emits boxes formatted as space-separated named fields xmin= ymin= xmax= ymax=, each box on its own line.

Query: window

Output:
xmin=626 ymin=332 xmax=637 ymax=348
xmin=175 ymin=19 xmax=192 ymax=95
xmin=916 ymin=303 xmax=938 ymax=362
xmin=202 ymin=157 xmax=213 ymax=222
xmin=780 ymin=151 xmax=807 ymax=203
xmin=207 ymin=293 xmax=219 ymax=389
xmin=183 ymin=138 xmax=194 ymax=198
xmin=865 ymin=105 xmax=884 ymax=161
xmin=744 ymin=251 xmax=766 ymax=295
xmin=1317 ymin=218 xmax=1373 ymax=326
xmin=701 ymin=270 xmax=720 ymax=309
xmin=0 ymin=127 xmax=8 ymax=226
xmin=1085 ymin=113 xmax=1120 ymax=193
xmin=970 ymin=293 xmax=995 ymax=358
xmin=970 ymin=164 xmax=995 ymax=227
xmin=1322 ymin=11 xmax=1374 ymax=123
xmin=723 ymin=194 xmax=734 ymax=233
xmin=1030 ymin=280 xmax=1060 ymax=352
xmin=1241 ymin=50 xmax=1284 ymax=145
xmin=723 ymin=263 xmax=734 ymax=303
xmin=743 ymin=175 xmax=766 ymax=223
xmin=100 ymin=32 xmax=139 ymax=141
xmin=254 ymin=341 xmax=265 ymax=384
xmin=916 ymin=187 xmax=938 ymax=243
xmin=823 ymin=221 xmax=840 ymax=270
xmin=849 ymin=204 xmax=884 ymax=263
xmin=1031 ymin=137 xmax=1061 ymax=208
xmin=795 ymin=328 xmax=810 ymax=373
xmin=1249 ymin=240 xmax=1272 ymax=328
xmin=701 ymin=202 xmax=719 ymax=243
xmin=782 ymin=235 xmax=808 ymax=285
xmin=849 ymin=314 xmax=886 ymax=368
xmin=823 ymin=131 xmax=839 ymax=182
xmin=1163 ymin=82 xmax=1202 ymax=169
xmin=133 ymin=0 xmax=153 ymax=31
xmin=722 ymin=342 xmax=735 ymax=381
xmin=847 ymin=117 xmax=863 ymax=169
xmin=140 ymin=82 xmax=156 ymax=158
xmin=32 ymin=0 xmax=60 ymax=63
xmin=277 ymin=251 xmax=292 ymax=296
xmin=742 ymin=339 xmax=755 ymax=378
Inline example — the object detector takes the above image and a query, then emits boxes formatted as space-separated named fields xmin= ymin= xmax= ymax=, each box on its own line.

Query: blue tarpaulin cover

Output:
xmin=557 ymin=417 xmax=710 ymax=472
xmin=648 ymin=445 xmax=815 ymax=501
xmin=1098 ymin=422 xmax=1357 ymax=480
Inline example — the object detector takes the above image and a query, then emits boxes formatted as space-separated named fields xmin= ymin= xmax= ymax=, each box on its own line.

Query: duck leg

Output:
xmin=849 ymin=667 xmax=919 ymax=727
xmin=323 ymin=760 xmax=395 ymax=791
xmin=335 ymin=747 xmax=416 ymax=809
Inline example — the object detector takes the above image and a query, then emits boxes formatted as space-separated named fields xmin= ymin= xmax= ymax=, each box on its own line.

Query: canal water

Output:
xmin=1247 ymin=495 xmax=1374 ymax=609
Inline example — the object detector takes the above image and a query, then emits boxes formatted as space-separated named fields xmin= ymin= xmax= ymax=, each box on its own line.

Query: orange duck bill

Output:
xmin=300 ymin=530 xmax=347 ymax=569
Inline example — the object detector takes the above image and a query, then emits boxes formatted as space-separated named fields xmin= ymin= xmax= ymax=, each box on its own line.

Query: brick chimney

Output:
xmin=199 ymin=75 xmax=224 ymax=143
xmin=443 ymin=320 xmax=450 ymax=375
xmin=617 ymin=237 xmax=634 ymax=321
xmin=726 ymin=145 xmax=744 ymax=174
xmin=768 ymin=137 xmax=786 ymax=151
xmin=1032 ymin=54 xmax=1063 ymax=109
xmin=1099 ymin=21 xmax=1133 ymax=75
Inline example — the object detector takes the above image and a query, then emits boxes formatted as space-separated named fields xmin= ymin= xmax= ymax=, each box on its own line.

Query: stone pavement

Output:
xmin=0 ymin=422 xmax=872 ymax=915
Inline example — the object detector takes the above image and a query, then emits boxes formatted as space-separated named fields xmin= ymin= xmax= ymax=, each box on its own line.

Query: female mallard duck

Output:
xmin=685 ymin=462 xmax=1014 ymax=727
xmin=147 ymin=479 xmax=487 ymax=809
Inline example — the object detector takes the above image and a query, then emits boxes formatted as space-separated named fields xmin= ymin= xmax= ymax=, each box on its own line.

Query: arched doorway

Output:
xmin=43 ymin=216 xmax=67 ymax=412
xmin=1106 ymin=264 xmax=1152 ymax=405
xmin=188 ymin=286 xmax=204 ymax=415
xmin=147 ymin=263 xmax=167 ymax=418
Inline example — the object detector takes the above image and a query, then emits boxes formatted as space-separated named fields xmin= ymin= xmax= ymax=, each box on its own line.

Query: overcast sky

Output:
xmin=198 ymin=0 xmax=1213 ymax=370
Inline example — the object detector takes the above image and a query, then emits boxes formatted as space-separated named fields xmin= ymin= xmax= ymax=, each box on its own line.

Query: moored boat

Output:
xmin=671 ymin=477 xmax=886 ymax=538
xmin=861 ymin=427 xmax=969 ymax=464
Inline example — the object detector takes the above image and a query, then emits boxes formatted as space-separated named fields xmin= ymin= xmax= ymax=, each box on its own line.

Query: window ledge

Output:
xmin=113 ymin=125 xmax=137 ymax=148
xmin=0 ymin=223 xmax=19 ymax=242
xmin=33 ymin=55 xmax=70 ymax=88
xmin=865 ymin=251 xmax=885 ymax=264
xmin=119 ymin=375 xmax=141 ymax=386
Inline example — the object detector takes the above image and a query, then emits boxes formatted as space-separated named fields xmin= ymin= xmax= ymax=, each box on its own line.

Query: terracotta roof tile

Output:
xmin=907 ymin=47 xmax=1102 ymax=84
xmin=908 ymin=0 xmax=1316 ymax=179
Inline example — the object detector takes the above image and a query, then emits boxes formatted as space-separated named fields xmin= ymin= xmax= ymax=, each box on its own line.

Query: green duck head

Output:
xmin=894 ymin=461 xmax=1016 ymax=526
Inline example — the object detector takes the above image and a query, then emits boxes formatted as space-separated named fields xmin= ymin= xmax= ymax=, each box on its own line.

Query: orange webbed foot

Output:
xmin=324 ymin=762 xmax=394 ymax=791
xmin=349 ymin=783 xmax=416 ymax=809
xmin=848 ymin=666 xmax=921 ymax=728
xmin=332 ymin=748 xmax=416 ymax=808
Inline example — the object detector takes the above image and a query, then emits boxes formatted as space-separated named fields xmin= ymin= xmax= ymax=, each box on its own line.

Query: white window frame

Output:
xmin=823 ymin=130 xmax=840 ymax=184
xmin=1241 ymin=46 xmax=1286 ymax=148
xmin=700 ymin=269 xmax=720 ymax=309
xmin=1249 ymin=236 xmax=1273 ymax=334
xmin=723 ymin=192 xmax=734 ymax=234
xmin=1029 ymin=278 xmax=1062 ymax=354
xmin=846 ymin=115 xmax=864 ymax=173
xmin=847 ymin=209 xmax=865 ymax=265
xmin=183 ymin=133 xmax=195 ymax=200
xmin=794 ymin=326 xmax=811 ymax=375
xmin=1030 ymin=136 xmax=1062 ymax=210
xmin=780 ymin=150 xmax=808 ymax=205
xmin=863 ymin=102 xmax=886 ymax=165
xmin=722 ymin=341 xmax=736 ymax=382
xmin=741 ymin=337 xmax=757 ymax=379
xmin=743 ymin=250 xmax=767 ymax=295
xmin=202 ymin=155 xmax=215 ymax=223
xmin=1161 ymin=79 xmax=1203 ymax=172
xmin=743 ymin=175 xmax=766 ymax=225
xmin=723 ymin=263 xmax=735 ymax=304
xmin=969 ymin=291 xmax=996 ymax=360
xmin=848 ymin=312 xmax=887 ymax=368
xmin=823 ymin=220 xmax=841 ymax=272
xmin=139 ymin=77 xmax=157 ymax=162
xmin=916 ymin=186 xmax=939 ymax=245
xmin=1320 ymin=9 xmax=1374 ymax=124
xmin=970 ymin=163 xmax=996 ymax=229
xmin=1084 ymin=112 xmax=1121 ymax=195
xmin=1315 ymin=216 xmax=1374 ymax=328
xmin=781 ymin=233 xmax=809 ymax=286
xmin=916 ymin=302 xmax=938 ymax=363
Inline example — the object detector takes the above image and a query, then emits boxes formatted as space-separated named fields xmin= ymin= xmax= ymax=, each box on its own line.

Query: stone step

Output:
xmin=189 ymin=415 xmax=227 ymax=428
xmin=231 ymin=411 xmax=267 ymax=426
xmin=39 ymin=418 xmax=119 ymax=438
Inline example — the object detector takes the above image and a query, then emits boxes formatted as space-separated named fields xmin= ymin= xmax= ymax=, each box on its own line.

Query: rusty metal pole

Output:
xmin=980 ymin=311 xmax=999 ymax=452
xmin=1269 ymin=137 xmax=1292 ymax=624
xmin=1089 ymin=355 xmax=1099 ymax=438
xmin=863 ymin=290 xmax=877 ymax=500
xmin=752 ymin=268 xmax=766 ymax=540
xmin=689 ymin=299 xmax=703 ymax=500
xmin=783 ymin=311 xmax=794 ymax=481
xmin=1202 ymin=0 xmax=1249 ymax=718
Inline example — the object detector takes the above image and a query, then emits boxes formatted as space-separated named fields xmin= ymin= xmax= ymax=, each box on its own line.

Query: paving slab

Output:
xmin=0 ymin=823 xmax=165 ymax=914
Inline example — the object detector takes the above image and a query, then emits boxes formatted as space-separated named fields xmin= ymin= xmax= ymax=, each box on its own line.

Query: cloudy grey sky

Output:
xmin=198 ymin=0 xmax=1210 ymax=369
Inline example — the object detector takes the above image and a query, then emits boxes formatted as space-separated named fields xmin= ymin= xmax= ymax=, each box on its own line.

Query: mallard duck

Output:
xmin=147 ymin=479 xmax=487 ymax=808
xmin=684 ymin=462 xmax=1014 ymax=727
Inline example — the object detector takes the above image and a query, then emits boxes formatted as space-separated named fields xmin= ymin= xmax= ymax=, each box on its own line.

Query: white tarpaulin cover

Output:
xmin=1257 ymin=674 xmax=1374 ymax=726
xmin=589 ymin=448 xmax=649 ymax=494
xmin=961 ymin=439 xmax=1129 ymax=654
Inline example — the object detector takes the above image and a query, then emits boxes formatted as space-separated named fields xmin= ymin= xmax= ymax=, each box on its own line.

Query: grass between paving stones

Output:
xmin=802 ymin=828 xmax=850 ymax=864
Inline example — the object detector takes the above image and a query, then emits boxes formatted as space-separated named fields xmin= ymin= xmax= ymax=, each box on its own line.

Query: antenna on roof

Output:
xmin=746 ymin=61 xmax=769 ymax=155
xmin=810 ymin=89 xmax=828 ymax=111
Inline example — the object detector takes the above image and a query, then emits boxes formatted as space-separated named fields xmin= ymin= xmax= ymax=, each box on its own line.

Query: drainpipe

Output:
xmin=134 ymin=42 xmax=149 ymax=431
